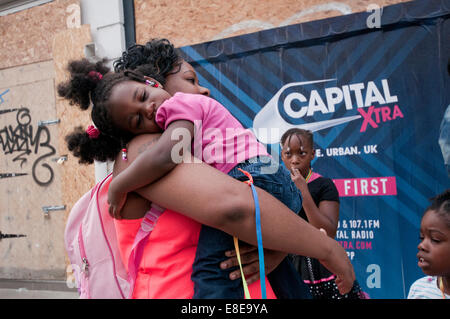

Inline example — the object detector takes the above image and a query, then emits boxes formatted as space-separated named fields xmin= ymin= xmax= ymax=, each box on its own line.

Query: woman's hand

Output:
xmin=220 ymin=243 xmax=286 ymax=284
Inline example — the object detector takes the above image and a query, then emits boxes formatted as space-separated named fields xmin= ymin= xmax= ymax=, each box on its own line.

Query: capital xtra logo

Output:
xmin=252 ymin=78 xmax=403 ymax=144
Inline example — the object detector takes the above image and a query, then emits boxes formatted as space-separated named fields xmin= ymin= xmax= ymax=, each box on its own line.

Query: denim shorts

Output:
xmin=227 ymin=156 xmax=302 ymax=214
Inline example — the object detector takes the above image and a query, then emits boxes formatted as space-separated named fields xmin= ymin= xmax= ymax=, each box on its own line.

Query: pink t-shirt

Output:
xmin=155 ymin=92 xmax=269 ymax=173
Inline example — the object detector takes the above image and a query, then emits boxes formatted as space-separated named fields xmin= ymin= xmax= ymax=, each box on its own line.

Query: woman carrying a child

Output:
xmin=59 ymin=39 xmax=355 ymax=299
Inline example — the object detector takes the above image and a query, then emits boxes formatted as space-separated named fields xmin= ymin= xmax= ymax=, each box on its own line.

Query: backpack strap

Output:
xmin=127 ymin=203 xmax=164 ymax=299
xmin=249 ymin=181 xmax=265 ymax=299
xmin=90 ymin=179 xmax=103 ymax=199
xmin=235 ymin=168 xmax=266 ymax=299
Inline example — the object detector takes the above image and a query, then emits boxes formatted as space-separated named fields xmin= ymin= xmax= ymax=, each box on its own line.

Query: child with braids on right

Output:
xmin=408 ymin=189 xmax=450 ymax=299
xmin=59 ymin=58 xmax=355 ymax=299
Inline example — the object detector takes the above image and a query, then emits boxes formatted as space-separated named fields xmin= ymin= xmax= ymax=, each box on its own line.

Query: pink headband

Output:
xmin=86 ymin=125 xmax=100 ymax=139
xmin=88 ymin=71 xmax=103 ymax=81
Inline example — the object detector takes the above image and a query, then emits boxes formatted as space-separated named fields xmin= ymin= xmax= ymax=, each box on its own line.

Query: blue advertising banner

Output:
xmin=180 ymin=0 xmax=450 ymax=299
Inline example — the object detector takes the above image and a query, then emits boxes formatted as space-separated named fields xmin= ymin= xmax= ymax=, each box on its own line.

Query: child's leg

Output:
xmin=125 ymin=135 xmax=355 ymax=294
xmin=191 ymin=162 xmax=274 ymax=299
xmin=191 ymin=157 xmax=300 ymax=299
xmin=134 ymin=158 xmax=337 ymax=263
xmin=228 ymin=156 xmax=310 ymax=299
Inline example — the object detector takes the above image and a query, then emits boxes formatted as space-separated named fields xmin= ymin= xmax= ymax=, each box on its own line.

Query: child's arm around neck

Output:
xmin=108 ymin=120 xmax=194 ymax=214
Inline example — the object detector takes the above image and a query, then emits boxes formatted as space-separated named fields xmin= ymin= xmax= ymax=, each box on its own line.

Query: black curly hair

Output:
xmin=426 ymin=189 xmax=450 ymax=228
xmin=58 ymin=58 xmax=148 ymax=164
xmin=113 ymin=38 xmax=183 ymax=86
xmin=280 ymin=128 xmax=314 ymax=149
xmin=59 ymin=39 xmax=183 ymax=165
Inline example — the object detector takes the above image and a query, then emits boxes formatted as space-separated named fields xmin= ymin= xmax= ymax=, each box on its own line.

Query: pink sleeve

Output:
xmin=155 ymin=92 xmax=208 ymax=129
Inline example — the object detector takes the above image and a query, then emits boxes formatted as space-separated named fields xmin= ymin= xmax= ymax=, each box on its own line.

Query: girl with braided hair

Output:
xmin=281 ymin=128 xmax=367 ymax=299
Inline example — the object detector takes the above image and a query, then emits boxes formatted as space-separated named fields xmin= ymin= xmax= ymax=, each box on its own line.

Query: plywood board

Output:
xmin=52 ymin=25 xmax=95 ymax=275
xmin=0 ymin=0 xmax=80 ymax=70
xmin=0 ymin=23 xmax=93 ymax=281
xmin=0 ymin=61 xmax=65 ymax=279
xmin=135 ymin=0 xmax=411 ymax=47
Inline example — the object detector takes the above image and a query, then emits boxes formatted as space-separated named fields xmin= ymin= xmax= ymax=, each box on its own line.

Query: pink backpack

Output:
xmin=64 ymin=174 xmax=163 ymax=298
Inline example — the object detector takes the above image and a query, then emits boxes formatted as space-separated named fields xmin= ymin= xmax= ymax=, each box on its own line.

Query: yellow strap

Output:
xmin=233 ymin=236 xmax=251 ymax=299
